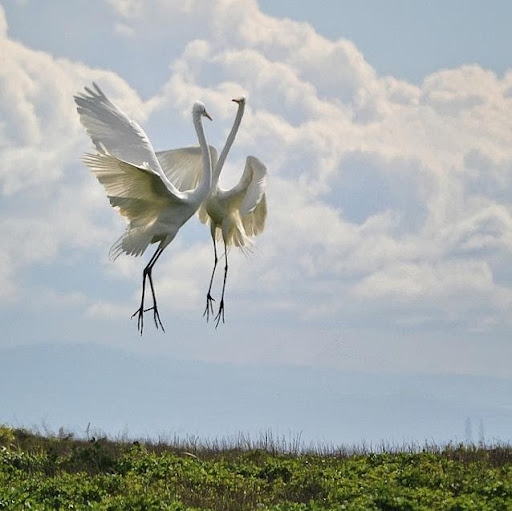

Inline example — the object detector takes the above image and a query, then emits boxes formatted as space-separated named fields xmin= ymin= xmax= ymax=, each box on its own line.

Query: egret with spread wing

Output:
xmin=158 ymin=97 xmax=267 ymax=326
xmin=74 ymin=83 xmax=214 ymax=333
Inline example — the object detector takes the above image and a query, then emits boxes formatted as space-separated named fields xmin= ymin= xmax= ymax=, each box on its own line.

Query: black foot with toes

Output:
xmin=203 ymin=294 xmax=215 ymax=321
xmin=214 ymin=300 xmax=225 ymax=328
xmin=131 ymin=308 xmax=145 ymax=334
xmin=131 ymin=306 xmax=165 ymax=334
xmin=145 ymin=306 xmax=165 ymax=331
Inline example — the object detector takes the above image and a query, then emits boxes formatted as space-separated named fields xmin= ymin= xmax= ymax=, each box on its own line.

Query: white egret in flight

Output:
xmin=159 ymin=97 xmax=267 ymax=327
xmin=74 ymin=83 xmax=214 ymax=333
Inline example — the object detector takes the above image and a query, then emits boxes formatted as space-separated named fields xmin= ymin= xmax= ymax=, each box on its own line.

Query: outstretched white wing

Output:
xmin=156 ymin=145 xmax=218 ymax=192
xmin=238 ymin=156 xmax=267 ymax=216
xmin=82 ymin=152 xmax=185 ymax=257
xmin=220 ymin=156 xmax=267 ymax=210
xmin=75 ymin=83 xmax=184 ymax=199
xmin=215 ymin=155 xmax=267 ymax=235
xmin=239 ymin=156 xmax=267 ymax=236
xmin=242 ymin=192 xmax=267 ymax=237
xmin=82 ymin=152 xmax=179 ymax=221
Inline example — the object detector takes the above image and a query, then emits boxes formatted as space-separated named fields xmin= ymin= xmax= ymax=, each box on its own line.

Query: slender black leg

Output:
xmin=203 ymin=237 xmax=218 ymax=321
xmin=214 ymin=243 xmax=228 ymax=328
xmin=146 ymin=265 xmax=165 ymax=331
xmin=131 ymin=266 xmax=149 ymax=334
xmin=131 ymin=243 xmax=166 ymax=334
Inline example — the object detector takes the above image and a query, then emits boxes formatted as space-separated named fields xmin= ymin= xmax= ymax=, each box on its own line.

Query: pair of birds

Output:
xmin=74 ymin=84 xmax=267 ymax=333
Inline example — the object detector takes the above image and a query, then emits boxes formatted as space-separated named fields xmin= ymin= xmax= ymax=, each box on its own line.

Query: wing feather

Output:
xmin=156 ymin=145 xmax=218 ymax=192
xmin=240 ymin=156 xmax=267 ymax=215
xmin=210 ymin=155 xmax=268 ymax=247
xmin=242 ymin=193 xmax=267 ymax=236
xmin=82 ymin=152 xmax=176 ymax=224
xmin=219 ymin=155 xmax=267 ymax=214
xmin=75 ymin=83 xmax=184 ymax=199
xmin=83 ymin=152 xmax=189 ymax=258
xmin=219 ymin=156 xmax=267 ymax=215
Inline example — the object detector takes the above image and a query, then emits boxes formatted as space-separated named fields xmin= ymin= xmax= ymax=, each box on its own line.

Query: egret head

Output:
xmin=232 ymin=96 xmax=246 ymax=105
xmin=192 ymin=101 xmax=213 ymax=121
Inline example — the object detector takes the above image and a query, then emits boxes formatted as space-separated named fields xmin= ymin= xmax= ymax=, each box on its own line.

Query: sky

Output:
xmin=1 ymin=0 xmax=512 ymax=446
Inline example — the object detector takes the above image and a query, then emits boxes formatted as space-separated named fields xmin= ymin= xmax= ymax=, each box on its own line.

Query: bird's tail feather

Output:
xmin=109 ymin=228 xmax=153 ymax=260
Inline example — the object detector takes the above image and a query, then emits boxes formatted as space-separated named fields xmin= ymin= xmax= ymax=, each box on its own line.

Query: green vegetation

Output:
xmin=1 ymin=425 xmax=511 ymax=510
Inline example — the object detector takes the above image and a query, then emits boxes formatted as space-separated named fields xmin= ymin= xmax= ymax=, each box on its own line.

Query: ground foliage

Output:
xmin=0 ymin=425 xmax=511 ymax=510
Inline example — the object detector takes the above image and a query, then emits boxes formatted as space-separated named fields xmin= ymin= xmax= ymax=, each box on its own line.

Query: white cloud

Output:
xmin=105 ymin=0 xmax=144 ymax=19
xmin=0 ymin=252 xmax=16 ymax=302
xmin=37 ymin=289 xmax=88 ymax=309
xmin=113 ymin=22 xmax=136 ymax=37
xmin=353 ymin=260 xmax=494 ymax=301
xmin=0 ymin=4 xmax=6 ymax=37
xmin=0 ymin=40 xmax=144 ymax=195
xmin=86 ymin=300 xmax=132 ymax=320
xmin=422 ymin=66 xmax=502 ymax=113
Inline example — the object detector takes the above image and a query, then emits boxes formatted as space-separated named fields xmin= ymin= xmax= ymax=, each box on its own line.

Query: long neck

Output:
xmin=192 ymin=113 xmax=212 ymax=202
xmin=213 ymin=102 xmax=245 ymax=186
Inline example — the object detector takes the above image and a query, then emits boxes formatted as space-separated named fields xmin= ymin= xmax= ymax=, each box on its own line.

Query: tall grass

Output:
xmin=2 ymin=423 xmax=511 ymax=465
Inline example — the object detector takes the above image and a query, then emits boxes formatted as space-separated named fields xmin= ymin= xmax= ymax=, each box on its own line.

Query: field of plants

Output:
xmin=1 ymin=425 xmax=511 ymax=510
